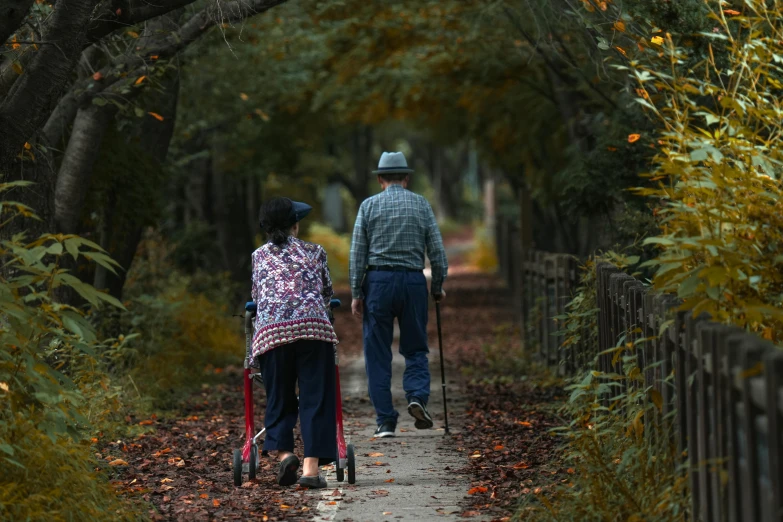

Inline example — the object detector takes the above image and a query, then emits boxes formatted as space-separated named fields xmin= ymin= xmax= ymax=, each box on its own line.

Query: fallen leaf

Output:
xmin=160 ymin=478 xmax=174 ymax=483
xmin=628 ymin=133 xmax=641 ymax=143
xmin=109 ymin=459 xmax=128 ymax=466
xmin=385 ymin=478 xmax=395 ymax=483
xmin=367 ymin=452 xmax=384 ymax=457
xmin=468 ymin=486 xmax=488 ymax=495
xmin=138 ymin=419 xmax=153 ymax=425
xmin=567 ymin=468 xmax=575 ymax=474
xmin=147 ymin=112 xmax=164 ymax=121
xmin=383 ymin=512 xmax=392 ymax=515
xmin=327 ymin=501 xmax=337 ymax=505
xmin=470 ymin=454 xmax=482 ymax=458
xmin=240 ymin=93 xmax=249 ymax=101
xmin=212 ymin=499 xmax=220 ymax=507
xmin=516 ymin=421 xmax=532 ymax=427
xmin=513 ymin=462 xmax=530 ymax=469
xmin=199 ymin=493 xmax=209 ymax=499
xmin=135 ymin=76 xmax=146 ymax=86
xmin=127 ymin=31 xmax=139 ymax=38
xmin=92 ymin=72 xmax=103 ymax=81
xmin=494 ymin=445 xmax=504 ymax=451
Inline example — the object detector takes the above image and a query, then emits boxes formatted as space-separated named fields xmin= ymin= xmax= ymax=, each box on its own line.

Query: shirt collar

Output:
xmin=386 ymin=184 xmax=405 ymax=192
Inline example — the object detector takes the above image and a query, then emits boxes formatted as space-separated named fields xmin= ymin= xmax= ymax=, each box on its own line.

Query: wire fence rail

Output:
xmin=494 ymin=219 xmax=783 ymax=522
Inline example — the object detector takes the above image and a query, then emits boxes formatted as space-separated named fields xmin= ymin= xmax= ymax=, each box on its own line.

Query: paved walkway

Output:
xmin=316 ymin=327 xmax=472 ymax=522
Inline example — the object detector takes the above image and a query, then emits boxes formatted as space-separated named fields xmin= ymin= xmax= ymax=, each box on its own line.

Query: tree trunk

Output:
xmin=54 ymin=104 xmax=111 ymax=233
xmin=351 ymin=125 xmax=372 ymax=204
xmin=0 ymin=0 xmax=98 ymax=170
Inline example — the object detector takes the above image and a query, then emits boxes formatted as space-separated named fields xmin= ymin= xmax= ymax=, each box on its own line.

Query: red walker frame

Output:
xmin=232 ymin=299 xmax=355 ymax=485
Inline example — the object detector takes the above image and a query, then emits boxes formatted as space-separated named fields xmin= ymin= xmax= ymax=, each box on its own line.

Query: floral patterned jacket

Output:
xmin=249 ymin=237 xmax=338 ymax=365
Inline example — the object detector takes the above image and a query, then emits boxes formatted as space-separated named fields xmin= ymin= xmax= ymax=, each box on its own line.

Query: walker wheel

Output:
xmin=336 ymin=462 xmax=345 ymax=482
xmin=347 ymin=444 xmax=356 ymax=484
xmin=248 ymin=444 xmax=258 ymax=480
xmin=232 ymin=449 xmax=242 ymax=486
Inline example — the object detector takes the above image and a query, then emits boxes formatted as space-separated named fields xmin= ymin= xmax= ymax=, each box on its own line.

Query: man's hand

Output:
xmin=351 ymin=298 xmax=364 ymax=318
xmin=433 ymin=289 xmax=447 ymax=302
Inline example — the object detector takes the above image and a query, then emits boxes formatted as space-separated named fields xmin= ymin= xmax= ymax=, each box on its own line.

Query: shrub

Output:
xmin=0 ymin=182 xmax=143 ymax=520
xmin=103 ymin=231 xmax=244 ymax=410
xmin=303 ymin=222 xmax=351 ymax=285
xmin=521 ymin=255 xmax=690 ymax=521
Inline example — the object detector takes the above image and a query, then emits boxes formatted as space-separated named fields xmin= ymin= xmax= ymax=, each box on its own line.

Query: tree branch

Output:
xmin=0 ymin=0 xmax=99 ymax=172
xmin=85 ymin=0 xmax=196 ymax=43
xmin=0 ymin=0 xmax=35 ymax=45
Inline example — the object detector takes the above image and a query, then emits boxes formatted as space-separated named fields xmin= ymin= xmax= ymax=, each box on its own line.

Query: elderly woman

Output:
xmin=250 ymin=197 xmax=338 ymax=489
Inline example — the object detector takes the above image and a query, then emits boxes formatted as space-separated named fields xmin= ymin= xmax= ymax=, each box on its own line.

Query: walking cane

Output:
xmin=435 ymin=300 xmax=449 ymax=434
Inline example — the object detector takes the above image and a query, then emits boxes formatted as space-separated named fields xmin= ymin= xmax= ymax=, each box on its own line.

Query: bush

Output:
xmin=303 ymin=222 xmax=351 ymax=285
xmin=467 ymin=226 xmax=498 ymax=273
xmin=521 ymin=255 xmax=690 ymax=521
xmin=0 ymin=182 xmax=143 ymax=521
xmin=102 ymin=231 xmax=244 ymax=410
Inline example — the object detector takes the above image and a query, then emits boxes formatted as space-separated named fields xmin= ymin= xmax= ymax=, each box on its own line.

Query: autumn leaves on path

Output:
xmin=105 ymin=270 xmax=567 ymax=521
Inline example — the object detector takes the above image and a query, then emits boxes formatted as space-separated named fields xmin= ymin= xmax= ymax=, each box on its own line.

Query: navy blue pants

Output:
xmin=260 ymin=340 xmax=337 ymax=461
xmin=363 ymin=270 xmax=430 ymax=426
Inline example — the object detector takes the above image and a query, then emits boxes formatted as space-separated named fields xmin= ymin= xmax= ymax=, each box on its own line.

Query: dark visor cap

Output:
xmin=289 ymin=200 xmax=312 ymax=224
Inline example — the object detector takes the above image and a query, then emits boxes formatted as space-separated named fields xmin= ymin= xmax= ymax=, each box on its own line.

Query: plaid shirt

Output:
xmin=350 ymin=184 xmax=448 ymax=299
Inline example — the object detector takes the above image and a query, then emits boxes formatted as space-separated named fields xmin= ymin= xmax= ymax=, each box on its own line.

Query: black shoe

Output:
xmin=298 ymin=475 xmax=327 ymax=489
xmin=374 ymin=421 xmax=396 ymax=438
xmin=277 ymin=454 xmax=300 ymax=487
xmin=408 ymin=399 xmax=434 ymax=429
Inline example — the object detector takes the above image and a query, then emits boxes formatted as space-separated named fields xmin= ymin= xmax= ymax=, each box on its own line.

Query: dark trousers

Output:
xmin=362 ymin=270 xmax=430 ymax=426
xmin=260 ymin=339 xmax=337 ymax=461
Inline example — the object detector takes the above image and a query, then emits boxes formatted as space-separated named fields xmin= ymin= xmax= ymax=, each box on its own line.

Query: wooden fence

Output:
xmin=494 ymin=218 xmax=783 ymax=522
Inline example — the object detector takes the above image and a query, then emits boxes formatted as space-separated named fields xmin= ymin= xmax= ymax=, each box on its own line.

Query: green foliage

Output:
xmin=522 ymin=255 xmax=689 ymax=521
xmin=600 ymin=0 xmax=783 ymax=340
xmin=0 ymin=182 xmax=143 ymax=520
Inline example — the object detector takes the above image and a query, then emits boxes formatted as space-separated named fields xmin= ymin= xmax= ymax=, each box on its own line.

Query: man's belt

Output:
xmin=367 ymin=265 xmax=423 ymax=272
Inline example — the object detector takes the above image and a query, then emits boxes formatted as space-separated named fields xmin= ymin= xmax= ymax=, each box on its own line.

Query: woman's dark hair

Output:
xmin=259 ymin=197 xmax=295 ymax=245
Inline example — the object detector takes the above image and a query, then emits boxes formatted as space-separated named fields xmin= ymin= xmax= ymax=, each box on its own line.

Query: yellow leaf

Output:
xmin=628 ymin=133 xmax=641 ymax=143
xmin=368 ymin=452 xmax=384 ymax=457
xmin=240 ymin=93 xmax=249 ymax=101
xmin=0 ymin=382 xmax=8 ymax=392
xmin=614 ymin=21 xmax=626 ymax=32
xmin=109 ymin=459 xmax=129 ymax=466
xmin=23 ymin=142 xmax=31 ymax=150
xmin=740 ymin=362 xmax=764 ymax=379
xmin=649 ymin=389 xmax=663 ymax=412
xmin=127 ymin=31 xmax=140 ymax=38
xmin=135 ymin=76 xmax=146 ymax=85
xmin=254 ymin=109 xmax=270 ymax=122
xmin=147 ymin=112 xmax=164 ymax=121
xmin=651 ymin=36 xmax=664 ymax=45
xmin=12 ymin=62 xmax=22 ymax=75
xmin=160 ymin=478 xmax=173 ymax=483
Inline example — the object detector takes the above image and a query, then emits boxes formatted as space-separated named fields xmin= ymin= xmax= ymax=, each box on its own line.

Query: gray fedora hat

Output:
xmin=372 ymin=151 xmax=414 ymax=175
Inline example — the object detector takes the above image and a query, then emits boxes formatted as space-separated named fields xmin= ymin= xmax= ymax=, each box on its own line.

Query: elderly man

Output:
xmin=349 ymin=151 xmax=448 ymax=438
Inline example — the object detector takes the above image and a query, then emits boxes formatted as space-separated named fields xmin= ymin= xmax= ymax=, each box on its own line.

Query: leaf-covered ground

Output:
xmin=99 ymin=230 xmax=569 ymax=521
xmin=452 ymin=382 xmax=570 ymax=520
